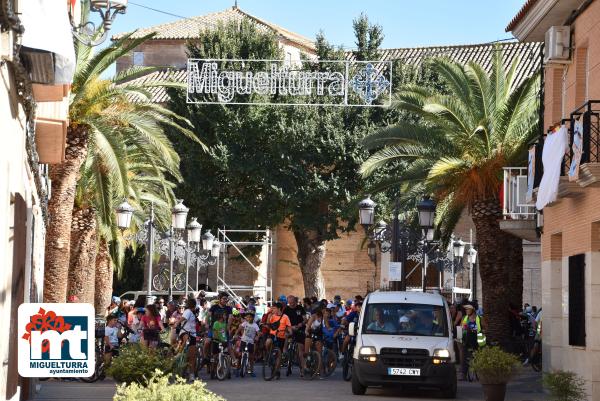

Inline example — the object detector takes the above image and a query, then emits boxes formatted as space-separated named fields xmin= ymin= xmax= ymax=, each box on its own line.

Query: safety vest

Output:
xmin=462 ymin=315 xmax=486 ymax=347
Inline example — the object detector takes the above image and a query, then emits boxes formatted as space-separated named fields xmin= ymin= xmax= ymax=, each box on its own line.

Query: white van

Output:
xmin=349 ymin=291 xmax=457 ymax=398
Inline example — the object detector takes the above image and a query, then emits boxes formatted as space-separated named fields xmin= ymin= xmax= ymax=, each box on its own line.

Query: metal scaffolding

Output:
xmin=216 ymin=229 xmax=273 ymax=305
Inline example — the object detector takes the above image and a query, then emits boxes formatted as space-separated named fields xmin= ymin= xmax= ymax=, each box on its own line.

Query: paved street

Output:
xmin=30 ymin=367 xmax=545 ymax=401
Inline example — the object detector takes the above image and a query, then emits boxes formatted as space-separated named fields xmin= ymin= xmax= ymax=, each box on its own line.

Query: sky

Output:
xmin=107 ymin=0 xmax=527 ymax=50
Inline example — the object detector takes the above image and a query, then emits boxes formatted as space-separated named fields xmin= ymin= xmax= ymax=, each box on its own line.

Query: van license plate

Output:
xmin=388 ymin=368 xmax=420 ymax=376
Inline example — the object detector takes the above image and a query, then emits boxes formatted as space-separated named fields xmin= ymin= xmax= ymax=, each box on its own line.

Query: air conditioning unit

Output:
xmin=544 ymin=26 xmax=571 ymax=64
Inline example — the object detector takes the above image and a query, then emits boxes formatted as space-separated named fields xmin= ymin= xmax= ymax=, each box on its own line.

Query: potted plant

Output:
xmin=543 ymin=370 xmax=587 ymax=401
xmin=470 ymin=346 xmax=519 ymax=401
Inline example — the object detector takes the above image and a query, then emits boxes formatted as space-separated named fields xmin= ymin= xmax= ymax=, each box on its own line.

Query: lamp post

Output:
xmin=168 ymin=200 xmax=189 ymax=301
xmin=417 ymin=196 xmax=436 ymax=292
xmin=467 ymin=246 xmax=478 ymax=301
xmin=71 ymin=0 xmax=128 ymax=46
xmin=116 ymin=199 xmax=155 ymax=305
xmin=452 ymin=238 xmax=466 ymax=302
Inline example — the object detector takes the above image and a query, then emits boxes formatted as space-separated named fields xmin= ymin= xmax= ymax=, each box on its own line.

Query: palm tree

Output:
xmin=360 ymin=50 xmax=540 ymax=344
xmin=44 ymin=32 xmax=201 ymax=304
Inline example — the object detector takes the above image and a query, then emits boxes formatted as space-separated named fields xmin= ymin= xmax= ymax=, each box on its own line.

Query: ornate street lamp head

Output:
xmin=417 ymin=195 xmax=436 ymax=230
xmin=202 ymin=230 xmax=215 ymax=251
xmin=72 ymin=0 xmax=129 ymax=46
xmin=467 ymin=247 xmax=478 ymax=264
xmin=186 ymin=217 xmax=202 ymax=243
xmin=115 ymin=199 xmax=134 ymax=229
xmin=367 ymin=241 xmax=377 ymax=263
xmin=453 ymin=238 xmax=466 ymax=258
xmin=358 ymin=195 xmax=377 ymax=228
xmin=171 ymin=199 xmax=189 ymax=230
xmin=211 ymin=240 xmax=221 ymax=258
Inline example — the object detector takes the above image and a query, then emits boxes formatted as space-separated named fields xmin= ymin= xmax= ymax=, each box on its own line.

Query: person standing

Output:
xmin=461 ymin=304 xmax=485 ymax=380
xmin=283 ymin=296 xmax=307 ymax=371
xmin=178 ymin=298 xmax=199 ymax=382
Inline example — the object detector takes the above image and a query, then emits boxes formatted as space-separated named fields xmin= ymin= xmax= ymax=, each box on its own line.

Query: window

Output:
xmin=568 ymin=253 xmax=586 ymax=346
xmin=133 ymin=51 xmax=144 ymax=66
xmin=362 ymin=302 xmax=448 ymax=337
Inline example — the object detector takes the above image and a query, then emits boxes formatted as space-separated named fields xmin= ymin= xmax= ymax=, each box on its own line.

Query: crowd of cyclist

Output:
xmin=102 ymin=292 xmax=543 ymax=382
xmin=102 ymin=292 xmax=365 ymax=381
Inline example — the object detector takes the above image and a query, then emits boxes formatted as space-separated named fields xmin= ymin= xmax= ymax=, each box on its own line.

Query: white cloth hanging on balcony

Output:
xmin=536 ymin=125 xmax=569 ymax=210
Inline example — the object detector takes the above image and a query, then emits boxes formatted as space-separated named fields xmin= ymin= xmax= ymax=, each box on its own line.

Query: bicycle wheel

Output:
xmin=216 ymin=354 xmax=228 ymax=381
xmin=173 ymin=274 xmax=185 ymax=291
xmin=303 ymin=350 xmax=320 ymax=380
xmin=262 ymin=347 xmax=280 ymax=381
xmin=322 ymin=348 xmax=337 ymax=377
xmin=240 ymin=352 xmax=248 ymax=378
xmin=342 ymin=349 xmax=353 ymax=381
xmin=286 ymin=345 xmax=295 ymax=376
xmin=152 ymin=274 xmax=167 ymax=291
xmin=80 ymin=350 xmax=103 ymax=383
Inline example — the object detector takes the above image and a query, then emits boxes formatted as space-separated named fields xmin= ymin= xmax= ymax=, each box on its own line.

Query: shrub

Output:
xmin=543 ymin=370 xmax=587 ymax=401
xmin=470 ymin=346 xmax=519 ymax=384
xmin=106 ymin=344 xmax=173 ymax=384
xmin=114 ymin=370 xmax=225 ymax=401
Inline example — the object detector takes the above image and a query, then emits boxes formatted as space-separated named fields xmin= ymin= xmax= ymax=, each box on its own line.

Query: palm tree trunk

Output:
xmin=43 ymin=125 xmax=89 ymax=303
xmin=471 ymin=198 xmax=518 ymax=346
xmin=506 ymin=236 xmax=524 ymax=308
xmin=293 ymin=229 xmax=326 ymax=299
xmin=95 ymin=238 xmax=113 ymax=314
xmin=67 ymin=206 xmax=97 ymax=304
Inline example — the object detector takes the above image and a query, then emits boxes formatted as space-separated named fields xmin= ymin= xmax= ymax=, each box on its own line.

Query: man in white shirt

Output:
xmin=178 ymin=298 xmax=198 ymax=382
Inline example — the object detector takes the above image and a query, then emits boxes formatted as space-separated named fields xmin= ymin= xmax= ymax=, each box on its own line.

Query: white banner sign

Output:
xmin=389 ymin=262 xmax=403 ymax=281
xmin=186 ymin=59 xmax=392 ymax=107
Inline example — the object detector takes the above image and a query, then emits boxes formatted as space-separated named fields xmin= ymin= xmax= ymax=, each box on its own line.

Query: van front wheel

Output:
xmin=351 ymin=369 xmax=367 ymax=395
xmin=441 ymin=376 xmax=457 ymax=399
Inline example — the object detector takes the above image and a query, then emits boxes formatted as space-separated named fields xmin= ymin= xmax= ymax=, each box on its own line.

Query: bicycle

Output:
xmin=211 ymin=341 xmax=231 ymax=381
xmin=263 ymin=337 xmax=284 ymax=381
xmin=239 ymin=342 xmax=250 ymax=378
xmin=152 ymin=265 xmax=185 ymax=291
xmin=303 ymin=334 xmax=322 ymax=380
xmin=465 ymin=348 xmax=479 ymax=382
xmin=80 ymin=330 xmax=106 ymax=383
xmin=283 ymin=335 xmax=300 ymax=377
xmin=321 ymin=342 xmax=337 ymax=378
xmin=342 ymin=337 xmax=355 ymax=381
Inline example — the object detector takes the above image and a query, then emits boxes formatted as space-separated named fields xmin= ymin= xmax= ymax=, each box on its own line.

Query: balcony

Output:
xmin=500 ymin=167 xmax=538 ymax=241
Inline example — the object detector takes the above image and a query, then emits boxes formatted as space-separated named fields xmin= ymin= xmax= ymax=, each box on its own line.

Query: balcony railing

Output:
xmin=503 ymin=167 xmax=536 ymax=220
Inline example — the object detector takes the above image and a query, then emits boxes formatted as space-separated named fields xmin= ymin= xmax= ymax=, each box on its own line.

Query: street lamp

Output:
xmin=453 ymin=238 xmax=466 ymax=258
xmin=115 ymin=199 xmax=134 ymax=230
xmin=467 ymin=246 xmax=478 ymax=301
xmin=172 ymin=199 xmax=189 ymax=230
xmin=186 ymin=217 xmax=202 ymax=244
xmin=358 ymin=195 xmax=377 ymax=230
xmin=72 ymin=0 xmax=129 ymax=46
xmin=417 ymin=196 xmax=436 ymax=230
xmin=202 ymin=230 xmax=215 ymax=251
xmin=417 ymin=196 xmax=436 ymax=292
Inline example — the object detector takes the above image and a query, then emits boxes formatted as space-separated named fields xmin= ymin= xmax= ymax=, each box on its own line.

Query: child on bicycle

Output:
xmin=212 ymin=311 xmax=229 ymax=361
xmin=235 ymin=311 xmax=259 ymax=376
xmin=103 ymin=314 xmax=121 ymax=366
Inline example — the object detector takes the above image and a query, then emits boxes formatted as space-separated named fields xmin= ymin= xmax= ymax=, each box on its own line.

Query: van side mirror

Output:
xmin=349 ymin=322 xmax=356 ymax=336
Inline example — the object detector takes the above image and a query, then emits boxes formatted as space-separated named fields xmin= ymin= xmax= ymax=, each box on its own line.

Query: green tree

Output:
xmin=44 ymin=31 xmax=200 ymax=304
xmin=167 ymin=16 xmax=387 ymax=297
xmin=360 ymin=50 xmax=540 ymax=343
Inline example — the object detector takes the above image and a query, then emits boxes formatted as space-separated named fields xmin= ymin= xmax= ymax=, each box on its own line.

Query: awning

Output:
xmin=19 ymin=0 xmax=76 ymax=84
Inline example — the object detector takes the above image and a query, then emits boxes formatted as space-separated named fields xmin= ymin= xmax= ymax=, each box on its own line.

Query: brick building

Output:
xmin=115 ymin=6 xmax=543 ymax=303
xmin=507 ymin=0 xmax=600 ymax=398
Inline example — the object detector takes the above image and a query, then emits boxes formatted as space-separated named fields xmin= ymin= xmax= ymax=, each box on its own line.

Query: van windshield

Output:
xmin=362 ymin=302 xmax=448 ymax=337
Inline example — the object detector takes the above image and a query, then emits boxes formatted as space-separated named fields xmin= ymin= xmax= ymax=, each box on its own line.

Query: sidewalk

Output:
xmin=28 ymin=368 xmax=545 ymax=401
